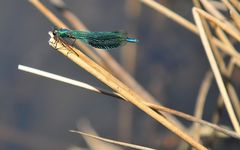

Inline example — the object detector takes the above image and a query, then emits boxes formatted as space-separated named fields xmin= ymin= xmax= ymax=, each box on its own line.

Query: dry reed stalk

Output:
xmin=70 ymin=130 xmax=156 ymax=150
xmin=210 ymin=1 xmax=227 ymax=11
xmin=196 ymin=9 xmax=227 ymax=72
xmin=215 ymin=27 xmax=237 ymax=54
xmin=230 ymin=0 xmax=240 ymax=11
xmin=193 ymin=7 xmax=240 ymax=133
xmin=140 ymin=0 xmax=237 ymax=53
xmin=214 ymin=31 xmax=240 ymax=68
xmin=200 ymin=0 xmax=226 ymax=20
xmin=147 ymin=102 xmax=240 ymax=139
xmin=48 ymin=33 xmax=207 ymax=150
xmin=222 ymin=0 xmax=240 ymax=30
xmin=18 ymin=64 xmax=240 ymax=139
xmin=191 ymin=1 xmax=219 ymax=146
xmin=194 ymin=8 xmax=240 ymax=41
xmin=201 ymin=0 xmax=238 ymax=32
xmin=230 ymin=9 xmax=240 ymax=30
xmin=29 ymin=0 xmax=185 ymax=130
xmin=215 ymin=27 xmax=240 ymax=119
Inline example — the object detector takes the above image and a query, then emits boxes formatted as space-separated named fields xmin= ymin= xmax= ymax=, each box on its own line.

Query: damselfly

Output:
xmin=53 ymin=27 xmax=138 ymax=50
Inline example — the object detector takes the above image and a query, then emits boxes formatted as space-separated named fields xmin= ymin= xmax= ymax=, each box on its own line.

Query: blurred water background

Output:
xmin=0 ymin=0 xmax=239 ymax=150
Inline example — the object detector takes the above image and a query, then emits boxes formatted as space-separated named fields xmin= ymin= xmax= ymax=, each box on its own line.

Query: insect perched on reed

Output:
xmin=53 ymin=27 xmax=139 ymax=50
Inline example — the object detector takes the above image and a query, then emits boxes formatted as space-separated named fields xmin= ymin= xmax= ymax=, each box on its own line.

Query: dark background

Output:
xmin=0 ymin=0 xmax=239 ymax=149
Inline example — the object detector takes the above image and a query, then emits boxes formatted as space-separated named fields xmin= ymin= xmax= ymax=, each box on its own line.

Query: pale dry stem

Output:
xmin=48 ymin=33 xmax=207 ymax=150
xmin=193 ymin=7 xmax=240 ymax=133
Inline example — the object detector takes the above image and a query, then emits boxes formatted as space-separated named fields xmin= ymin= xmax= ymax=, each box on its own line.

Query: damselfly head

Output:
xmin=52 ymin=26 xmax=60 ymax=35
xmin=52 ymin=27 xmax=71 ymax=38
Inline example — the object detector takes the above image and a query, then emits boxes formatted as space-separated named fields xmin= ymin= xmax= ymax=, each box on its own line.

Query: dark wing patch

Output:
xmin=86 ymin=32 xmax=127 ymax=50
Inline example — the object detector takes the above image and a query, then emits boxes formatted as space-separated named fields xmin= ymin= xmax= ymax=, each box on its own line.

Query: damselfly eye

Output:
xmin=52 ymin=26 xmax=60 ymax=35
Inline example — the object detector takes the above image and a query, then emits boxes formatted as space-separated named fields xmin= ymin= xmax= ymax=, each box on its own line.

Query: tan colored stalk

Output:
xmin=193 ymin=7 xmax=240 ymax=133
xmin=200 ymin=0 xmax=225 ymax=20
xmin=48 ymin=33 xmax=207 ymax=150
xmin=222 ymin=0 xmax=240 ymax=30
xmin=200 ymin=0 xmax=238 ymax=32
xmin=230 ymin=9 xmax=240 ymax=30
xmin=215 ymin=27 xmax=240 ymax=119
xmin=215 ymin=27 xmax=240 ymax=59
xmin=140 ymin=0 xmax=237 ymax=53
xmin=230 ymin=0 xmax=240 ymax=11
xmin=194 ymin=8 xmax=240 ymax=41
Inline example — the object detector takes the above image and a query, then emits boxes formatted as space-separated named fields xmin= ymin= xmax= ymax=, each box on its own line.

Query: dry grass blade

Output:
xmin=215 ymin=27 xmax=240 ymax=119
xmin=230 ymin=9 xmax=240 ymax=30
xmin=215 ymin=28 xmax=240 ymax=70
xmin=222 ymin=0 xmax=240 ymax=30
xmin=194 ymin=8 xmax=240 ymax=41
xmin=200 ymin=0 xmax=226 ymax=20
xmin=193 ymin=7 xmax=240 ymax=133
xmin=48 ymin=32 xmax=207 ymax=150
xmin=200 ymin=0 xmax=238 ymax=33
xmin=230 ymin=0 xmax=240 ymax=11
xmin=18 ymin=64 xmax=240 ymax=140
xmin=147 ymin=103 xmax=240 ymax=140
xmin=70 ymin=130 xmax=156 ymax=150
xmin=215 ymin=27 xmax=237 ymax=53
xmin=140 ymin=0 xmax=235 ymax=59
xmin=209 ymin=1 xmax=227 ymax=11
xmin=194 ymin=3 xmax=227 ymax=72
xmin=17 ymin=65 xmax=121 ymax=99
